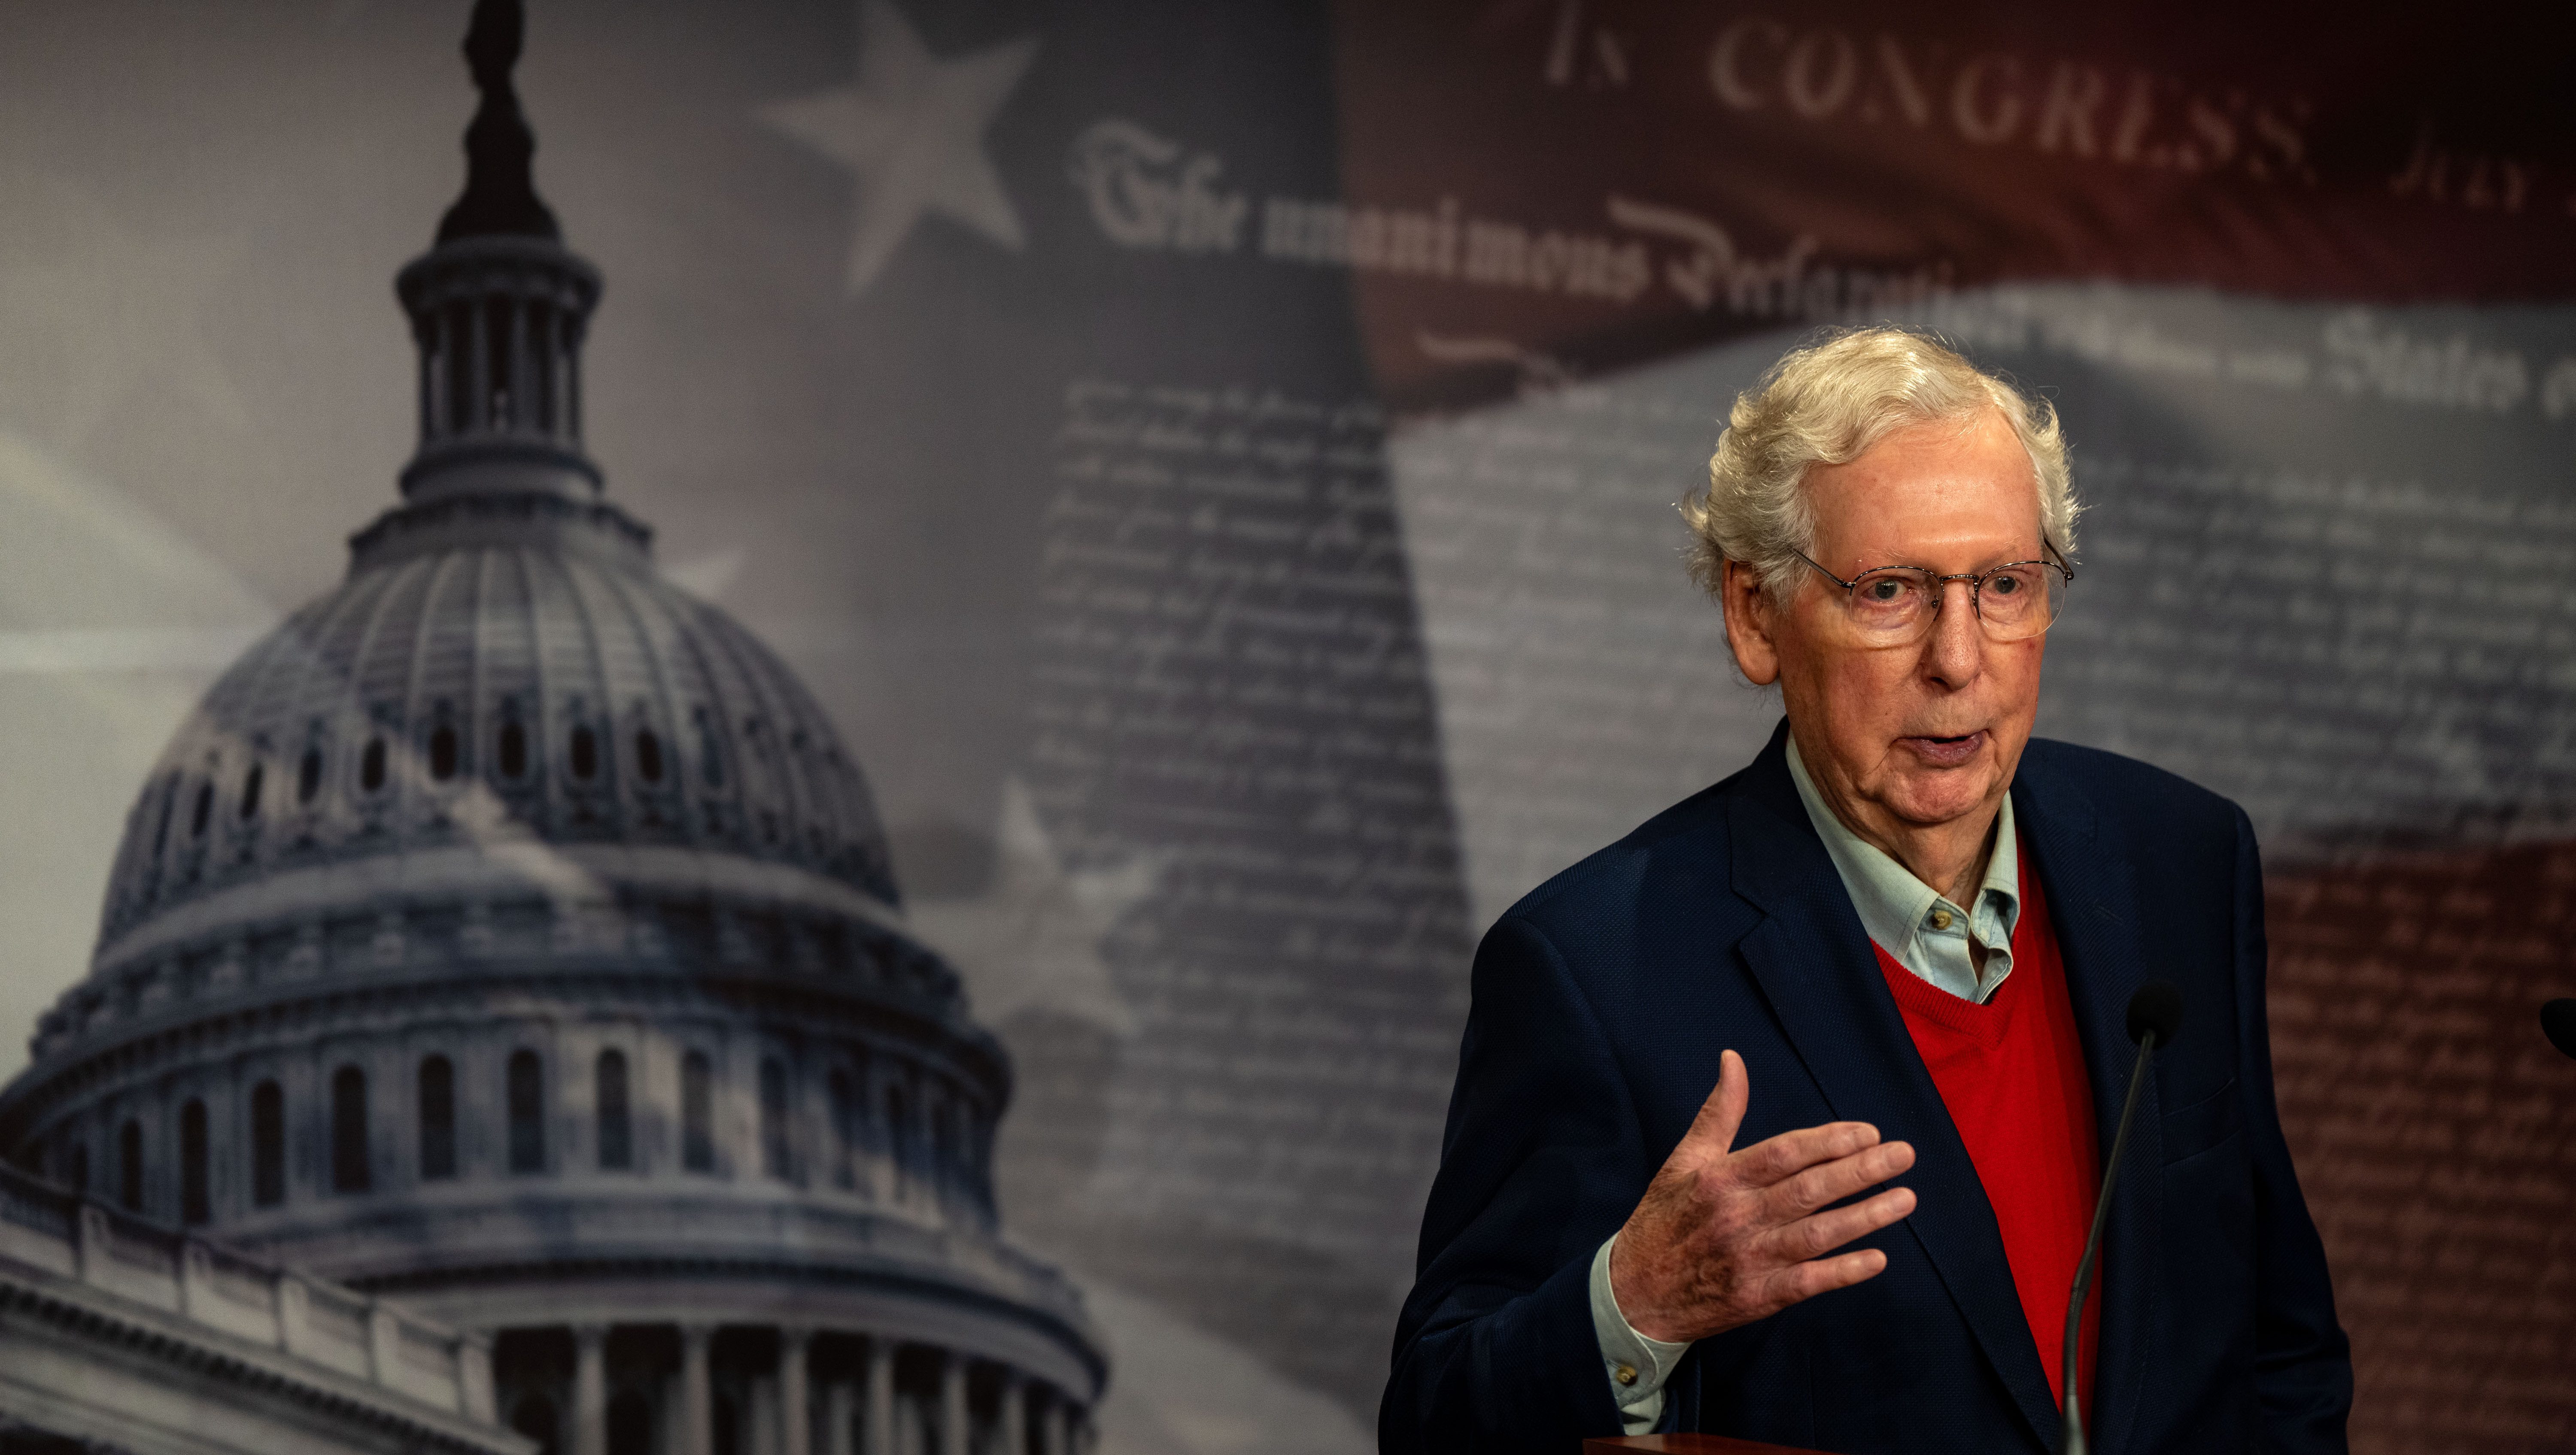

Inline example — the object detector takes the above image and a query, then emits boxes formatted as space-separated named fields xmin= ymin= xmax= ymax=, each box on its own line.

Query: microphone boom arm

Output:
xmin=2061 ymin=1023 xmax=2162 ymax=1455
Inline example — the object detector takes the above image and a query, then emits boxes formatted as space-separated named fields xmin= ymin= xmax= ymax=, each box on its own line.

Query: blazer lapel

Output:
xmin=2014 ymin=753 xmax=2161 ymax=1455
xmin=1726 ymin=726 xmax=2063 ymax=1450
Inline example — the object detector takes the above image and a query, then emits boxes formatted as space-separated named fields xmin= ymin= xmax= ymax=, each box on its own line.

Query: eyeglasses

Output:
xmin=1790 ymin=541 xmax=2073 ymax=645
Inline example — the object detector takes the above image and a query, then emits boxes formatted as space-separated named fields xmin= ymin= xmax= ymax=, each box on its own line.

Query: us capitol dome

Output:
xmin=0 ymin=6 xmax=1105 ymax=1455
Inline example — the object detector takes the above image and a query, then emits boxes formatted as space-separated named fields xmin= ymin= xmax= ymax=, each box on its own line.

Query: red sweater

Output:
xmin=1868 ymin=846 xmax=2100 ymax=1407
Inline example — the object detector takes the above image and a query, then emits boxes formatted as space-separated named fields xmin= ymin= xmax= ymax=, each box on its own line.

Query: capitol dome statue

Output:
xmin=0 ymin=7 xmax=1104 ymax=1455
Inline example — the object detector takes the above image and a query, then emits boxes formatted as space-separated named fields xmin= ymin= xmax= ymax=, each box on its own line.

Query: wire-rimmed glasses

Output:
xmin=1790 ymin=541 xmax=2073 ymax=645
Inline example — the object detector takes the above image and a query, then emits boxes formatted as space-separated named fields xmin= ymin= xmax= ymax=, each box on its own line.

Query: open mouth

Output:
xmin=1900 ymin=730 xmax=1986 ymax=767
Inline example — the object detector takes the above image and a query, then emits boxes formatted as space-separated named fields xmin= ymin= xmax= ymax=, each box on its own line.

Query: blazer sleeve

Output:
xmin=2232 ymin=806 xmax=2355 ymax=1451
xmin=1379 ymin=914 xmax=1654 ymax=1455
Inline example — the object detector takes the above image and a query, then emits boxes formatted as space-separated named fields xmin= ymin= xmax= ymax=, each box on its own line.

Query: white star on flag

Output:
xmin=902 ymin=778 xmax=1156 ymax=1037
xmin=758 ymin=0 xmax=1040 ymax=296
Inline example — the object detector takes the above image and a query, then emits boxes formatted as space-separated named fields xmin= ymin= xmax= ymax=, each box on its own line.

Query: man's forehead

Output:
xmin=1820 ymin=505 xmax=2045 ymax=548
xmin=1809 ymin=418 xmax=2040 ymax=521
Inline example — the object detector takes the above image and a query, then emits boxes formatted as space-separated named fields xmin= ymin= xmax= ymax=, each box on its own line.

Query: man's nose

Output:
xmin=1924 ymin=579 xmax=1983 ymax=685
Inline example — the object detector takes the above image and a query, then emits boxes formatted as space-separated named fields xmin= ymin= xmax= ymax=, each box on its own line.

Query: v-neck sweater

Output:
xmin=1869 ymin=845 xmax=2102 ymax=1409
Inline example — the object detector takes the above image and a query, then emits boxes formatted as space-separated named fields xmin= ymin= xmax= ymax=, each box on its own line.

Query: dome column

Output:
xmin=863 ymin=1339 xmax=895 ymax=1455
xmin=823 ymin=1370 xmax=856 ymax=1455
xmin=996 ymin=1372 xmax=1024 ymax=1455
xmin=936 ymin=1352 xmax=968 ymax=1455
xmin=779 ymin=1328 xmax=813 ymax=1455
xmin=573 ymin=1324 xmax=609 ymax=1455
xmin=1041 ymin=1395 xmax=1073 ymax=1455
xmin=680 ymin=1324 xmax=716 ymax=1455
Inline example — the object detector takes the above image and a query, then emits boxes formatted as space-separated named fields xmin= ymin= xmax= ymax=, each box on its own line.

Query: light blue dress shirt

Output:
xmin=1783 ymin=735 xmax=2023 ymax=1007
xmin=1589 ymin=734 xmax=2024 ymax=1431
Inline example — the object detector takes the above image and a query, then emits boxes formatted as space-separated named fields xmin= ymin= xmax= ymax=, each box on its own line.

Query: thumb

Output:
xmin=1677 ymin=1049 xmax=1750 ymax=1162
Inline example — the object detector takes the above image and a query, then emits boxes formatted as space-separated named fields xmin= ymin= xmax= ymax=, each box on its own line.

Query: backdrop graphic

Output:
xmin=0 ymin=3 xmax=2570 ymax=1453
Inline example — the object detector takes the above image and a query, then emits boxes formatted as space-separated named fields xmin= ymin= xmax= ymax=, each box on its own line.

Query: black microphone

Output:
xmin=2060 ymin=979 xmax=2184 ymax=1455
xmin=2543 ymin=999 xmax=2576 ymax=1061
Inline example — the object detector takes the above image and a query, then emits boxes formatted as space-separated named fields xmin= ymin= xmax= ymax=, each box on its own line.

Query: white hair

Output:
xmin=1681 ymin=327 xmax=2078 ymax=603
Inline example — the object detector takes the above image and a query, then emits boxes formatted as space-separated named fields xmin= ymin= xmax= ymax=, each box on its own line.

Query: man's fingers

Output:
xmin=1767 ymin=1184 xmax=1917 ymax=1262
xmin=1763 ymin=1139 xmax=1917 ymax=1219
xmin=1763 ymin=1246 xmax=1893 ymax=1312
xmin=1677 ymin=1049 xmax=1752 ymax=1158
xmin=1733 ymin=1119 xmax=1883 ymax=1188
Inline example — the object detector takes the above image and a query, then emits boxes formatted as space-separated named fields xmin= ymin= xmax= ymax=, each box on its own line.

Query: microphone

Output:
xmin=2060 ymin=980 xmax=2183 ymax=1455
xmin=2543 ymin=999 xmax=2576 ymax=1061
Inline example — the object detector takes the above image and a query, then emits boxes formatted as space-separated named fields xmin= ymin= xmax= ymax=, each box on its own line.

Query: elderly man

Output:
xmin=1381 ymin=330 xmax=2351 ymax=1454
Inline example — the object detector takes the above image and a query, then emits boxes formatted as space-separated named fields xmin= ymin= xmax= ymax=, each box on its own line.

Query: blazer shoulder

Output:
xmin=2020 ymin=736 xmax=2248 ymax=841
xmin=1498 ymin=769 xmax=1749 ymax=931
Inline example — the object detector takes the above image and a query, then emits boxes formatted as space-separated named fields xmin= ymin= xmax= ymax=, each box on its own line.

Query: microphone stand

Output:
xmin=2060 ymin=1022 xmax=2165 ymax=1455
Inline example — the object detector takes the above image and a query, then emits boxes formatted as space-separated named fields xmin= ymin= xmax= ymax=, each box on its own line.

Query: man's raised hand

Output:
xmin=1607 ymin=1049 xmax=1917 ymax=1344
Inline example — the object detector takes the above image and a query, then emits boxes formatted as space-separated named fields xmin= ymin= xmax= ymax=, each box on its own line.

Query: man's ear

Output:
xmin=1720 ymin=558 xmax=1782 ymax=686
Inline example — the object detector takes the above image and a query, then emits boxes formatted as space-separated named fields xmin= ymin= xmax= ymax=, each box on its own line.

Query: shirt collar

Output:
xmin=1783 ymin=733 xmax=2020 ymax=1003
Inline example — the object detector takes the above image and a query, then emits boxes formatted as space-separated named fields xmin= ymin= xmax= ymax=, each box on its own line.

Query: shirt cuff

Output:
xmin=1588 ymin=1233 xmax=1694 ymax=1433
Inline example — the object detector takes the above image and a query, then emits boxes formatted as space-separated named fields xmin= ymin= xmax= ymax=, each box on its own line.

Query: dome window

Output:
xmin=596 ymin=1050 xmax=632 ymax=1171
xmin=331 ymin=1065 xmax=371 ymax=1194
xmin=61 ymin=1140 xmax=89 ymax=1195
xmin=191 ymin=781 xmax=214 ymax=838
xmin=239 ymin=762 xmax=264 ymax=821
xmin=506 ymin=1049 xmax=546 ymax=1173
xmin=759 ymin=1057 xmax=791 ymax=1181
xmin=483 ymin=298 xmax=514 ymax=429
xmin=526 ymin=301 xmax=557 ymax=433
xmin=694 ymin=707 xmax=724 ymax=788
xmin=885 ymin=1085 xmax=911 ymax=1200
xmin=443 ymin=302 xmax=474 ymax=434
xmin=117 ymin=1119 xmax=145 ymax=1212
xmin=681 ymin=1051 xmax=715 ymax=1173
xmin=635 ymin=728 xmax=664 ymax=784
xmin=498 ymin=720 xmax=529 ymax=779
xmin=152 ymin=777 xmax=176 ymax=855
xmin=249 ymin=1081 xmax=285 ymax=1207
xmin=179 ymin=1099 xmax=210 ymax=1225
xmin=297 ymin=748 xmax=323 ymax=806
xmin=429 ymin=724 xmax=459 ymax=781
xmin=569 ymin=725 xmax=599 ymax=782
xmin=361 ymin=737 xmax=389 ymax=793
xmin=418 ymin=1055 xmax=456 ymax=1181
xmin=828 ymin=1070 xmax=857 ymax=1190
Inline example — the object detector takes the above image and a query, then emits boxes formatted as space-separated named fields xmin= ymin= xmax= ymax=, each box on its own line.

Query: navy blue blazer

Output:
xmin=1382 ymin=724 xmax=2351 ymax=1455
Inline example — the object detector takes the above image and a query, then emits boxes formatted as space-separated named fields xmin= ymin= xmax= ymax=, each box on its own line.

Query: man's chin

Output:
xmin=1882 ymin=764 xmax=2004 ymax=827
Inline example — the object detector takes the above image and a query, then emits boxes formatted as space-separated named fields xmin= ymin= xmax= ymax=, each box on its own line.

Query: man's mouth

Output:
xmin=1898 ymin=730 xmax=1986 ymax=767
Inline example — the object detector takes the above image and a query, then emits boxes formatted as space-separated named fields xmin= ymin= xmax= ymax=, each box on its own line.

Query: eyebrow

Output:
xmin=1839 ymin=547 xmax=2045 ymax=572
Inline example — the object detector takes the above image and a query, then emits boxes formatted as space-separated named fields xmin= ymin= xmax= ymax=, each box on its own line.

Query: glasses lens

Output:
xmin=1847 ymin=570 xmax=1932 ymax=637
xmin=1978 ymin=563 xmax=2062 ymax=639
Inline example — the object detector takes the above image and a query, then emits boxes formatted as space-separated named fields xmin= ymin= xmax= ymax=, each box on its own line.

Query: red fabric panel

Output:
xmin=1870 ymin=847 xmax=2102 ymax=1408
